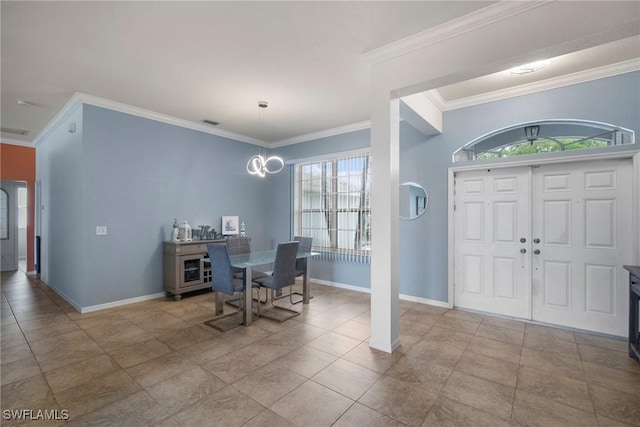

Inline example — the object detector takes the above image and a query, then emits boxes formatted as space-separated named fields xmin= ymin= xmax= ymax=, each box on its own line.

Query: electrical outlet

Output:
xmin=96 ymin=226 xmax=108 ymax=236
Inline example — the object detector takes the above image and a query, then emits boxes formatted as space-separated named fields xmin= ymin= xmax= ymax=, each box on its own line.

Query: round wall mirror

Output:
xmin=400 ymin=181 xmax=428 ymax=220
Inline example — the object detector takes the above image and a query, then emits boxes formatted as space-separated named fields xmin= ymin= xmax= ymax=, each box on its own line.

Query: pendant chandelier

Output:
xmin=246 ymin=101 xmax=284 ymax=177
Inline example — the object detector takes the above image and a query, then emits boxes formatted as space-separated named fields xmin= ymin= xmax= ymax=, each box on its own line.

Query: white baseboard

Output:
xmin=44 ymin=283 xmax=83 ymax=313
xmin=41 ymin=280 xmax=167 ymax=314
xmin=399 ymin=293 xmax=452 ymax=308
xmin=309 ymin=278 xmax=371 ymax=294
xmin=80 ymin=292 xmax=166 ymax=313
xmin=309 ymin=277 xmax=452 ymax=308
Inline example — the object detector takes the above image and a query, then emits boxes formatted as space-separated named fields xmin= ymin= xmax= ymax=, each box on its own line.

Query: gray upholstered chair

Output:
xmin=226 ymin=236 xmax=251 ymax=257
xmin=290 ymin=235 xmax=313 ymax=304
xmin=204 ymin=244 xmax=248 ymax=331
xmin=252 ymin=241 xmax=300 ymax=322
xmin=226 ymin=236 xmax=268 ymax=280
xmin=224 ymin=237 xmax=267 ymax=308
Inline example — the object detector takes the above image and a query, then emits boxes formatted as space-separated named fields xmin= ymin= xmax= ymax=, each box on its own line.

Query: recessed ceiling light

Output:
xmin=17 ymin=99 xmax=34 ymax=106
xmin=508 ymin=60 xmax=549 ymax=76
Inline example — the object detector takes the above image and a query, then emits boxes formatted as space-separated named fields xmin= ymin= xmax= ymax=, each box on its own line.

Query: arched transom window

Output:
xmin=453 ymin=120 xmax=635 ymax=162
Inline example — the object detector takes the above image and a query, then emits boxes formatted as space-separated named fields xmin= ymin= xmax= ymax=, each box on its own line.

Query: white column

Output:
xmin=369 ymin=92 xmax=400 ymax=353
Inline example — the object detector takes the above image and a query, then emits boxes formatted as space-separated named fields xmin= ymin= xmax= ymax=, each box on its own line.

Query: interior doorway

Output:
xmin=453 ymin=158 xmax=634 ymax=336
xmin=1 ymin=181 xmax=27 ymax=272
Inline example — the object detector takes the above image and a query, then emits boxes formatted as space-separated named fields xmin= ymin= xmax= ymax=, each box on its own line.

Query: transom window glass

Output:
xmin=453 ymin=120 xmax=635 ymax=162
xmin=294 ymin=153 xmax=371 ymax=262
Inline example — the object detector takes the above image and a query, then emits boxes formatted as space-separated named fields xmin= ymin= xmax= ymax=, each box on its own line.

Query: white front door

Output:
xmin=531 ymin=159 xmax=633 ymax=336
xmin=1 ymin=181 xmax=18 ymax=272
xmin=454 ymin=167 xmax=532 ymax=319
xmin=454 ymin=158 xmax=633 ymax=336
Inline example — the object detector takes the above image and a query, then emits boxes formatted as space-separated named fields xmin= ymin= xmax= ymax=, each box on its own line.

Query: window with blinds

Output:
xmin=294 ymin=153 xmax=371 ymax=262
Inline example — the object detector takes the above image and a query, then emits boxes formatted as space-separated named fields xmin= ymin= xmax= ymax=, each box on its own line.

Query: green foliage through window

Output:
xmin=476 ymin=138 xmax=608 ymax=160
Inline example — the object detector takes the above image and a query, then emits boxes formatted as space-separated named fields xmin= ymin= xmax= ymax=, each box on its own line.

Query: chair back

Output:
xmin=226 ymin=237 xmax=251 ymax=255
xmin=271 ymin=241 xmax=299 ymax=290
xmin=207 ymin=244 xmax=240 ymax=295
xmin=293 ymin=236 xmax=313 ymax=272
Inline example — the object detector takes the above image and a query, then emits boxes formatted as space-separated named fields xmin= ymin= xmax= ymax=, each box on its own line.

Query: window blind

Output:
xmin=294 ymin=153 xmax=371 ymax=263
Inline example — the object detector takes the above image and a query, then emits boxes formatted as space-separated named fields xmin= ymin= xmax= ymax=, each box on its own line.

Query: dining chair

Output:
xmin=252 ymin=241 xmax=300 ymax=322
xmin=290 ymin=235 xmax=313 ymax=304
xmin=226 ymin=236 xmax=268 ymax=279
xmin=203 ymin=243 xmax=249 ymax=331
xmin=224 ymin=237 xmax=267 ymax=308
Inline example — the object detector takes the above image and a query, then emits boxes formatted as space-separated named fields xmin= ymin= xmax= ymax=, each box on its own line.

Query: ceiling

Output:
xmin=2 ymin=1 xmax=639 ymax=146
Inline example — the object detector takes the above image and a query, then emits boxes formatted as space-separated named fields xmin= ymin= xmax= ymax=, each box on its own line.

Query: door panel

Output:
xmin=454 ymin=158 xmax=633 ymax=336
xmin=532 ymin=159 xmax=633 ymax=336
xmin=454 ymin=167 xmax=531 ymax=318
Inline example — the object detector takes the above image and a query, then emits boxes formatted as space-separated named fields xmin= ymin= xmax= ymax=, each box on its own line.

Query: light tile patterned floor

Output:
xmin=1 ymin=270 xmax=639 ymax=426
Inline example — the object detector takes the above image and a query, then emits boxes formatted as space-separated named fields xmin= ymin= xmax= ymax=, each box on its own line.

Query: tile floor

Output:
xmin=1 ymin=270 xmax=639 ymax=426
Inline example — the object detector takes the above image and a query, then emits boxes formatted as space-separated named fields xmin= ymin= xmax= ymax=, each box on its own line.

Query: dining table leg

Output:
xmin=243 ymin=267 xmax=253 ymax=326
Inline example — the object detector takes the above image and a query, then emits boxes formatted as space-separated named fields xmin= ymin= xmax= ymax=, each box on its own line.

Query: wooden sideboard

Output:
xmin=163 ymin=239 xmax=225 ymax=300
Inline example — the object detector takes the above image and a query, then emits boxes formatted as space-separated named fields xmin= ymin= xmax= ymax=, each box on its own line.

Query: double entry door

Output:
xmin=454 ymin=159 xmax=633 ymax=336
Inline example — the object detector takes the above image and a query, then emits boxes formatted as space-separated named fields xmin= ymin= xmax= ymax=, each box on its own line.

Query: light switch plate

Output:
xmin=96 ymin=226 xmax=108 ymax=235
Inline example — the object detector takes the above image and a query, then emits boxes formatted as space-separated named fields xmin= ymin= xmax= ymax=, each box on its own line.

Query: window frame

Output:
xmin=294 ymin=152 xmax=371 ymax=257
xmin=453 ymin=119 xmax=635 ymax=163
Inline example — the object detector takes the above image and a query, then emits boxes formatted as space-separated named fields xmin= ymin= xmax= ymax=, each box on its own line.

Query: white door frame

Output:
xmin=1 ymin=181 xmax=20 ymax=272
xmin=448 ymin=150 xmax=640 ymax=310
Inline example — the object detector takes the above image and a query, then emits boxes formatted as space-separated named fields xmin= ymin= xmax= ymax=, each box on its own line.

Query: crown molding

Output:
xmin=33 ymin=92 xmax=269 ymax=148
xmin=360 ymin=1 xmax=552 ymax=65
xmin=0 ymin=138 xmax=35 ymax=148
xmin=32 ymin=94 xmax=83 ymax=146
xmin=423 ymin=90 xmax=446 ymax=112
xmin=440 ymin=59 xmax=640 ymax=111
xmin=271 ymin=120 xmax=371 ymax=148
xmin=76 ymin=93 xmax=268 ymax=147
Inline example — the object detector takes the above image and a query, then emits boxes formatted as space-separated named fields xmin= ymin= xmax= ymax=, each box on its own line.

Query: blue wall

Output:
xmin=79 ymin=105 xmax=278 ymax=307
xmin=271 ymin=71 xmax=640 ymax=302
xmin=36 ymin=105 xmax=85 ymax=308
xmin=37 ymin=72 xmax=639 ymax=309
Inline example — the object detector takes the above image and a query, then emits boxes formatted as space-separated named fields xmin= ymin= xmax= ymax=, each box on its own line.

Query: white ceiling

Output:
xmin=2 ymin=1 xmax=639 ymax=146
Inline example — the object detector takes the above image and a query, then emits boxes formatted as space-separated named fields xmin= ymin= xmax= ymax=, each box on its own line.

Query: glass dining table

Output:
xmin=227 ymin=249 xmax=319 ymax=326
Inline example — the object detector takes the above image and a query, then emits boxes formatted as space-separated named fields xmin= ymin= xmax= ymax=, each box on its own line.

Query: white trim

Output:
xmin=33 ymin=92 xmax=268 ymax=148
xmin=310 ymin=277 xmax=452 ymax=308
xmin=441 ymin=59 xmax=640 ymax=111
xmin=80 ymin=292 xmax=166 ymax=314
xmin=0 ymin=138 xmax=35 ymax=148
xmin=285 ymin=147 xmax=370 ymax=165
xmin=360 ymin=1 xmax=550 ymax=64
xmin=33 ymin=97 xmax=82 ymax=146
xmin=398 ymin=293 xmax=452 ymax=309
xmin=272 ymin=120 xmax=371 ymax=148
xmin=310 ymin=278 xmax=370 ymax=294
xmin=447 ymin=168 xmax=455 ymax=308
xmin=451 ymin=147 xmax=640 ymax=173
xmin=44 ymin=282 xmax=83 ymax=313
xmin=424 ymin=90 xmax=447 ymax=112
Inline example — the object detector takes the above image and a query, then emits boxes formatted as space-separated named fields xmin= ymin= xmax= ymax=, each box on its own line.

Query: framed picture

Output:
xmin=222 ymin=216 xmax=239 ymax=235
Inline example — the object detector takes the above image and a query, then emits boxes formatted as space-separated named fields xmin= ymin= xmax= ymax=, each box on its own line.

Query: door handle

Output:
xmin=534 ymin=249 xmax=540 ymax=255
xmin=520 ymin=248 xmax=527 ymax=254
xmin=533 ymin=238 xmax=540 ymax=244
